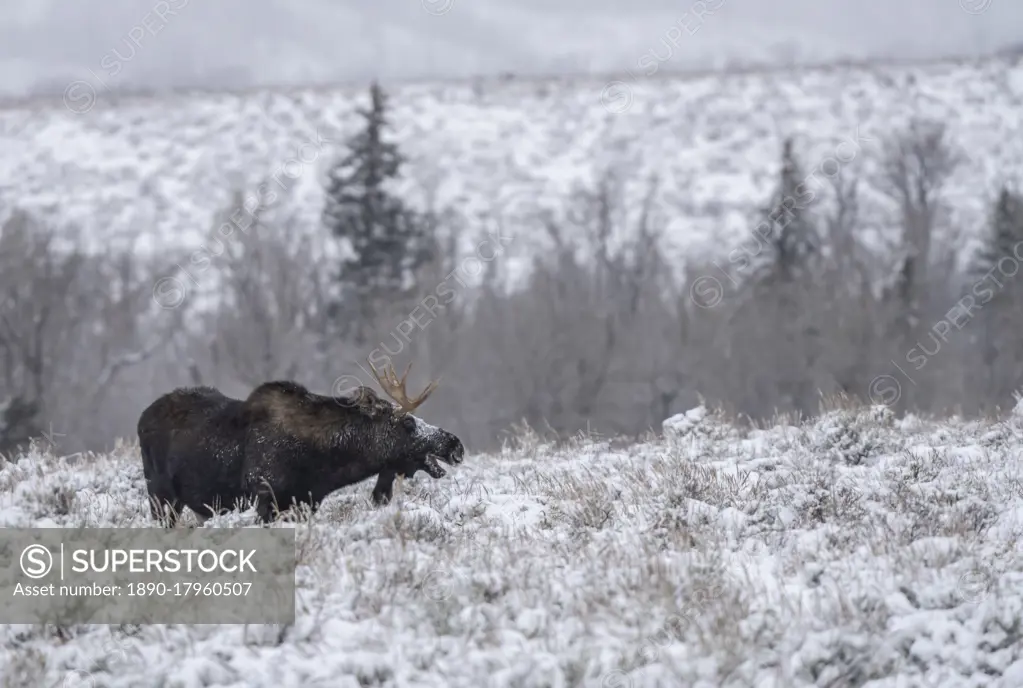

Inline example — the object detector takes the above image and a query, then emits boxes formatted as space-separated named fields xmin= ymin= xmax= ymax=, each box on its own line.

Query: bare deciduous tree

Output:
xmin=0 ymin=209 xmax=174 ymax=451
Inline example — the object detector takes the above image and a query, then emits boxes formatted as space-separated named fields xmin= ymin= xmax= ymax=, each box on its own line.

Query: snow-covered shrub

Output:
xmin=1 ymin=404 xmax=1022 ymax=686
xmin=809 ymin=404 xmax=899 ymax=466
xmin=662 ymin=404 xmax=738 ymax=445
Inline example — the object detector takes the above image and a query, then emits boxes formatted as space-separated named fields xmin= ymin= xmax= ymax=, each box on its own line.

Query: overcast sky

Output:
xmin=0 ymin=0 xmax=1018 ymax=97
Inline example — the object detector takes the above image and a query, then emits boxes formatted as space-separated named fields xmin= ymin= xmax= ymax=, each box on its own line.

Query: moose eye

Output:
xmin=402 ymin=416 xmax=417 ymax=432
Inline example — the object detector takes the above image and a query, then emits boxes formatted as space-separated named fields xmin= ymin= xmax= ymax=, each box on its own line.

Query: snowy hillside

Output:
xmin=3 ymin=55 xmax=1023 ymax=273
xmin=2 ymin=401 xmax=1023 ymax=686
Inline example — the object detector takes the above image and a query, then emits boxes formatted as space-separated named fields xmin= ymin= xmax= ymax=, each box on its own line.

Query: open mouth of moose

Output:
xmin=420 ymin=445 xmax=465 ymax=479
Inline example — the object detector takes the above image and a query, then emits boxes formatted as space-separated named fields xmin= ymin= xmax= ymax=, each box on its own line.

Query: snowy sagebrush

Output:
xmin=809 ymin=404 xmax=900 ymax=466
xmin=2 ymin=56 xmax=1022 ymax=277
xmin=0 ymin=403 xmax=1022 ymax=687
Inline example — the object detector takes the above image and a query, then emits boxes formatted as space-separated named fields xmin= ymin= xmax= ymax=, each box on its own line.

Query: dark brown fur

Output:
xmin=138 ymin=381 xmax=464 ymax=525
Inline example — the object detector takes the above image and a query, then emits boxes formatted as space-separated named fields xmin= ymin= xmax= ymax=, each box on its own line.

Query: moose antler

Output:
xmin=367 ymin=359 xmax=438 ymax=413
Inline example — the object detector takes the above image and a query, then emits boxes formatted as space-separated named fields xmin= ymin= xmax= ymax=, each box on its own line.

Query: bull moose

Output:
xmin=137 ymin=361 xmax=464 ymax=525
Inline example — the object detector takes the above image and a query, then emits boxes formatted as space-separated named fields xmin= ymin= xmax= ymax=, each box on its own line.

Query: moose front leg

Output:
xmin=371 ymin=469 xmax=398 ymax=506
xmin=371 ymin=461 xmax=419 ymax=505
xmin=250 ymin=477 xmax=289 ymax=524
xmin=370 ymin=456 xmax=443 ymax=506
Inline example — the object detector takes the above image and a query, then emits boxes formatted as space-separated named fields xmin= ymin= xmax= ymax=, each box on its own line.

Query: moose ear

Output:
xmin=349 ymin=385 xmax=377 ymax=406
xmin=350 ymin=387 xmax=391 ymax=419
xmin=357 ymin=386 xmax=379 ymax=400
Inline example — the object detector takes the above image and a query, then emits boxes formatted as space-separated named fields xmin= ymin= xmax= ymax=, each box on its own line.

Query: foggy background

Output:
xmin=2 ymin=0 xmax=1023 ymax=460
xmin=1 ymin=0 xmax=1020 ymax=96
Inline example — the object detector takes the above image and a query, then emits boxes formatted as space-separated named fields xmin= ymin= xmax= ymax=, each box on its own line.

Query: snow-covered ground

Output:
xmin=2 ymin=400 xmax=1023 ymax=687
xmin=3 ymin=55 xmax=1023 ymax=276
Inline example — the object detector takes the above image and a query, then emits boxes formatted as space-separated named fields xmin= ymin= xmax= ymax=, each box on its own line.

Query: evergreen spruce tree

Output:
xmin=972 ymin=186 xmax=1023 ymax=281
xmin=746 ymin=138 xmax=822 ymax=415
xmin=763 ymin=138 xmax=818 ymax=281
xmin=970 ymin=186 xmax=1023 ymax=400
xmin=322 ymin=81 xmax=434 ymax=342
